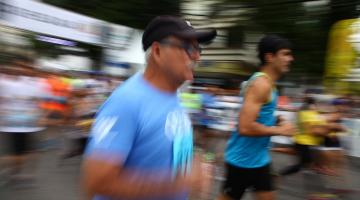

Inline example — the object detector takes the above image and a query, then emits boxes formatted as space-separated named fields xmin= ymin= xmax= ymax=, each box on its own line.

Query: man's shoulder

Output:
xmin=249 ymin=76 xmax=271 ymax=89
xmin=99 ymin=76 xmax=144 ymax=114
xmin=245 ymin=76 xmax=272 ymax=99
xmin=111 ymin=74 xmax=145 ymax=98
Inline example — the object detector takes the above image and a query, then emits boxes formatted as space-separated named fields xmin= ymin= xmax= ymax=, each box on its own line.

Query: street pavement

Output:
xmin=1 ymin=132 xmax=360 ymax=200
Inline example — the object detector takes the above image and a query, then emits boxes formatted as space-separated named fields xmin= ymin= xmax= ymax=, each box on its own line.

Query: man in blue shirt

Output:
xmin=82 ymin=16 xmax=216 ymax=200
xmin=217 ymin=35 xmax=296 ymax=200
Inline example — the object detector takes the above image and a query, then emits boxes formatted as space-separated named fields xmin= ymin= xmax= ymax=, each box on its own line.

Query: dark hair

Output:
xmin=258 ymin=34 xmax=292 ymax=65
xmin=301 ymin=96 xmax=315 ymax=110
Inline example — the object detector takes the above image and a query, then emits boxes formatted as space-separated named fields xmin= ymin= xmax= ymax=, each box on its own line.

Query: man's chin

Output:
xmin=185 ymin=71 xmax=194 ymax=81
xmin=186 ymin=76 xmax=194 ymax=82
xmin=282 ymin=67 xmax=290 ymax=73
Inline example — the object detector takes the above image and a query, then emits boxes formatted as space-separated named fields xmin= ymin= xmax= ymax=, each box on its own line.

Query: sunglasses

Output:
xmin=159 ymin=39 xmax=202 ymax=57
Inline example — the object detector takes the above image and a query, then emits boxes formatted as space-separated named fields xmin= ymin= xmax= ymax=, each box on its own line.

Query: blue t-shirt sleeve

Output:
xmin=85 ymin=97 xmax=138 ymax=164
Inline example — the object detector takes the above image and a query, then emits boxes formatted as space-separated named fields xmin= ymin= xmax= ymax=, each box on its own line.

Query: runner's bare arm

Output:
xmin=303 ymin=123 xmax=329 ymax=136
xmin=238 ymin=77 xmax=295 ymax=137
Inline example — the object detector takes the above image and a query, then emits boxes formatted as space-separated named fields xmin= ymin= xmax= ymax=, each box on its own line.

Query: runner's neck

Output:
xmin=259 ymin=67 xmax=280 ymax=84
xmin=143 ymin=64 xmax=179 ymax=93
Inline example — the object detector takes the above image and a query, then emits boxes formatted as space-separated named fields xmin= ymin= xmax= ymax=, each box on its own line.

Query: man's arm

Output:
xmin=326 ymin=122 xmax=345 ymax=132
xmin=301 ymin=123 xmax=344 ymax=137
xmin=82 ymin=157 xmax=188 ymax=199
xmin=238 ymin=77 xmax=295 ymax=137
xmin=82 ymin=96 xmax=200 ymax=199
xmin=301 ymin=114 xmax=344 ymax=137
xmin=303 ymin=124 xmax=329 ymax=136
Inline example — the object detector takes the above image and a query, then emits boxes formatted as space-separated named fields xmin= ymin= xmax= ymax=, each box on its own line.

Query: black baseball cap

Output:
xmin=142 ymin=15 xmax=217 ymax=51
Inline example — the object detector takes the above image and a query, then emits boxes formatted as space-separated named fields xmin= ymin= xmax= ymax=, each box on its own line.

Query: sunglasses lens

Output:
xmin=185 ymin=44 xmax=201 ymax=55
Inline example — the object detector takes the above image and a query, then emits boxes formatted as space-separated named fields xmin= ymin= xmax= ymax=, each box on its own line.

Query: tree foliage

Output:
xmin=44 ymin=0 xmax=360 ymax=76
xmin=212 ymin=0 xmax=360 ymax=75
xmin=43 ymin=0 xmax=180 ymax=29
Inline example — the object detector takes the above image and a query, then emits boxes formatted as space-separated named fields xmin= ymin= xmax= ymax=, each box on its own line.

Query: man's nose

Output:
xmin=289 ymin=55 xmax=294 ymax=62
xmin=190 ymin=50 xmax=200 ymax=61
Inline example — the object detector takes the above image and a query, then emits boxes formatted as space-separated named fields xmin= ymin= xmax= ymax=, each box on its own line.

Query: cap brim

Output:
xmin=175 ymin=29 xmax=217 ymax=44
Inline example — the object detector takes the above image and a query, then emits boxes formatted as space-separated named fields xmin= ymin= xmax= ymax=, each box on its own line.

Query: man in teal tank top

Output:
xmin=217 ymin=35 xmax=297 ymax=200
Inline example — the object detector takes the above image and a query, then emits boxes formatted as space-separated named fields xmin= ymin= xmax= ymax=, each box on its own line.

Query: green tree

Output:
xmin=211 ymin=0 xmax=360 ymax=76
xmin=43 ymin=0 xmax=360 ymax=76
xmin=43 ymin=0 xmax=180 ymax=29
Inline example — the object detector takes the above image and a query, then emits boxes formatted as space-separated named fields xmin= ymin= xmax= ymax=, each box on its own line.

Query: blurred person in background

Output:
xmin=217 ymin=35 xmax=296 ymax=200
xmin=40 ymin=73 xmax=72 ymax=126
xmin=82 ymin=15 xmax=216 ymax=200
xmin=280 ymin=96 xmax=346 ymax=177
xmin=315 ymin=99 xmax=346 ymax=176
xmin=279 ymin=97 xmax=327 ymax=176
xmin=0 ymin=61 xmax=48 ymax=184
xmin=58 ymin=86 xmax=90 ymax=160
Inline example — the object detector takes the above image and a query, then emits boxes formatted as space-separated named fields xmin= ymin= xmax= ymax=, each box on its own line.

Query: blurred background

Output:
xmin=0 ymin=0 xmax=360 ymax=199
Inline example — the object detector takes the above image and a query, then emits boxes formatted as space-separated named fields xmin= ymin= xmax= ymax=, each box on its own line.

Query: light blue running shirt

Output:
xmin=225 ymin=72 xmax=278 ymax=168
xmin=85 ymin=73 xmax=193 ymax=200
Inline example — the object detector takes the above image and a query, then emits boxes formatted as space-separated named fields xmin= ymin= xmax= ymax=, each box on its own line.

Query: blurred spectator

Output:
xmin=316 ymin=99 xmax=347 ymax=176
xmin=0 ymin=66 xmax=48 ymax=182
xmin=40 ymin=74 xmax=72 ymax=126
xmin=280 ymin=97 xmax=326 ymax=176
xmin=59 ymin=87 xmax=93 ymax=160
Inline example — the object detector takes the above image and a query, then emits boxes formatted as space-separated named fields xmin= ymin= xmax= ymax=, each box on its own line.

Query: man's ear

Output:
xmin=151 ymin=42 xmax=162 ymax=65
xmin=264 ymin=52 xmax=274 ymax=64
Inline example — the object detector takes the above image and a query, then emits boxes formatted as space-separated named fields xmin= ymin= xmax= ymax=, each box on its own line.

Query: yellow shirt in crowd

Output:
xmin=294 ymin=110 xmax=325 ymax=146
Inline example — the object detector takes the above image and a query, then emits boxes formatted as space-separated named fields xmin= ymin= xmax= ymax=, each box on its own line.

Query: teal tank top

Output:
xmin=225 ymin=72 xmax=278 ymax=168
